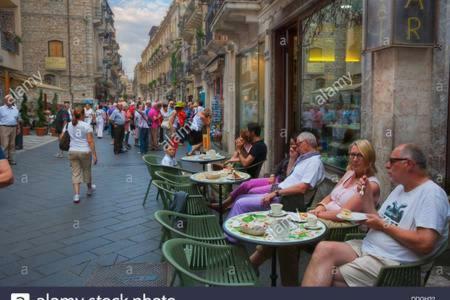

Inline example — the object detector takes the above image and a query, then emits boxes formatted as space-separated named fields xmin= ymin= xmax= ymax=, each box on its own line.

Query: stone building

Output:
xmin=20 ymin=0 xmax=123 ymax=106
xmin=0 ymin=0 xmax=25 ymax=102
xmin=137 ymin=0 xmax=450 ymax=196
xmin=139 ymin=1 xmax=183 ymax=102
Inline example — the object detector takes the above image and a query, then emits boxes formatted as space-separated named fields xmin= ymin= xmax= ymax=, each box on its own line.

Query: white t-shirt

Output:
xmin=362 ymin=180 xmax=450 ymax=263
xmin=278 ymin=155 xmax=325 ymax=190
xmin=84 ymin=108 xmax=93 ymax=124
xmin=161 ymin=154 xmax=177 ymax=167
xmin=64 ymin=121 xmax=93 ymax=153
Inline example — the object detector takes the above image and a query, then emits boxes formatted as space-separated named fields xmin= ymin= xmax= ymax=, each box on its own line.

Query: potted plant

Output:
xmin=49 ymin=93 xmax=59 ymax=136
xmin=20 ymin=93 xmax=31 ymax=135
xmin=35 ymin=90 xmax=47 ymax=136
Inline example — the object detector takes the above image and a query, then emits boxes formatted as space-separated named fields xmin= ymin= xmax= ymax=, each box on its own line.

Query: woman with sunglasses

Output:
xmin=308 ymin=139 xmax=380 ymax=225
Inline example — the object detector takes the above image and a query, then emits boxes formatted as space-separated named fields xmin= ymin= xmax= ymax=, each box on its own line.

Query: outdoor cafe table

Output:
xmin=223 ymin=211 xmax=328 ymax=287
xmin=190 ymin=170 xmax=251 ymax=225
xmin=181 ymin=153 xmax=227 ymax=171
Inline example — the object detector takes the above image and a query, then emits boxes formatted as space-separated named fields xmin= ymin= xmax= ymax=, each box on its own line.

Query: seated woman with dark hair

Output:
xmin=210 ymin=135 xmax=299 ymax=212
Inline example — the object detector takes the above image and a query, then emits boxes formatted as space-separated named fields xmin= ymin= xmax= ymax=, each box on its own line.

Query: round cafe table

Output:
xmin=190 ymin=170 xmax=251 ymax=225
xmin=223 ymin=211 xmax=328 ymax=287
xmin=181 ymin=153 xmax=227 ymax=171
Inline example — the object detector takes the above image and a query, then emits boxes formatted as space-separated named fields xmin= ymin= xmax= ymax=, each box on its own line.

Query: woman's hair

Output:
xmin=239 ymin=130 xmax=251 ymax=144
xmin=72 ymin=107 xmax=84 ymax=127
xmin=346 ymin=139 xmax=377 ymax=175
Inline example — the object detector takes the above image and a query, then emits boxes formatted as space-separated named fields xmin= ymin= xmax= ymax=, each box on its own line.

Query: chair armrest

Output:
xmin=344 ymin=233 xmax=367 ymax=241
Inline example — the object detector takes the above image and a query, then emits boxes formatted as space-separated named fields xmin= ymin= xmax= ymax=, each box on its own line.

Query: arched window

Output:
xmin=48 ymin=40 xmax=64 ymax=57
xmin=44 ymin=74 xmax=56 ymax=85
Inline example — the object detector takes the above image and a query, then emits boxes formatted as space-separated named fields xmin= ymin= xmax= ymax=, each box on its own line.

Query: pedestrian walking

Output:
xmin=95 ymin=104 xmax=106 ymax=138
xmin=84 ymin=104 xmax=94 ymax=129
xmin=124 ymin=103 xmax=132 ymax=150
xmin=107 ymin=103 xmax=116 ymax=144
xmin=63 ymin=107 xmax=97 ymax=204
xmin=109 ymin=102 xmax=126 ymax=155
xmin=148 ymin=102 xmax=162 ymax=151
xmin=0 ymin=147 xmax=13 ymax=188
xmin=0 ymin=96 xmax=20 ymax=165
xmin=135 ymin=104 xmax=149 ymax=154
xmin=187 ymin=107 xmax=211 ymax=155
xmin=54 ymin=101 xmax=71 ymax=158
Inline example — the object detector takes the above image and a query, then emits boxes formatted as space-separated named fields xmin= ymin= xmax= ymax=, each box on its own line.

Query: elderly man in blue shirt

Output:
xmin=109 ymin=102 xmax=126 ymax=155
xmin=0 ymin=96 xmax=20 ymax=165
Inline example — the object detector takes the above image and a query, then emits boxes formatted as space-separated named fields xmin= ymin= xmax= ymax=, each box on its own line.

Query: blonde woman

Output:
xmin=308 ymin=139 xmax=380 ymax=225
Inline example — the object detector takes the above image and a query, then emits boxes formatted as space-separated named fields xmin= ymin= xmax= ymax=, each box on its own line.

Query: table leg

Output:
xmin=270 ymin=247 xmax=278 ymax=287
xmin=218 ymin=185 xmax=223 ymax=225
xmin=202 ymin=164 xmax=206 ymax=171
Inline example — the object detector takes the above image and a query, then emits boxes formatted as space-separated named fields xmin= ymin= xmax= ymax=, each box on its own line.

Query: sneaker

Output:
xmin=73 ymin=194 xmax=80 ymax=204
xmin=87 ymin=184 xmax=96 ymax=196
xmin=55 ymin=153 xmax=63 ymax=158
xmin=8 ymin=160 xmax=16 ymax=165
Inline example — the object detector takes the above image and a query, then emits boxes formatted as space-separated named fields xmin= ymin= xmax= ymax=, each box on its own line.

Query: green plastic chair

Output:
xmin=152 ymin=180 xmax=210 ymax=215
xmin=162 ymin=238 xmax=258 ymax=287
xmin=344 ymin=233 xmax=449 ymax=286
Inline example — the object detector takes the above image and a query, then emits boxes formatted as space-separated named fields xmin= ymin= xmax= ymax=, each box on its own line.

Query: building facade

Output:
xmin=137 ymin=0 xmax=450 ymax=196
xmin=0 ymin=0 xmax=24 ymax=102
xmin=20 ymin=0 xmax=123 ymax=106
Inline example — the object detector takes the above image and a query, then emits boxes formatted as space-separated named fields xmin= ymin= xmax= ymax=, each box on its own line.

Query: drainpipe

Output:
xmin=67 ymin=0 xmax=74 ymax=105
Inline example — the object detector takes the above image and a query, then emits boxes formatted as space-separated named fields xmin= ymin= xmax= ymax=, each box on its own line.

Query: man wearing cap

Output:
xmin=0 ymin=96 xmax=20 ymax=165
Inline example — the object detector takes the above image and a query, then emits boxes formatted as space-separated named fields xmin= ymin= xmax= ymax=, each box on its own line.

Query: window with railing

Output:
xmin=1 ymin=31 xmax=19 ymax=54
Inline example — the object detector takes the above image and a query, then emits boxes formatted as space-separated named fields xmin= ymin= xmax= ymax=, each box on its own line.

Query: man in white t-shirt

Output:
xmin=302 ymin=144 xmax=450 ymax=287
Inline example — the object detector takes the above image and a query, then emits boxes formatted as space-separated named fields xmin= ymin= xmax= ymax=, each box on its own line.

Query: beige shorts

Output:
xmin=69 ymin=151 xmax=92 ymax=184
xmin=339 ymin=240 xmax=400 ymax=287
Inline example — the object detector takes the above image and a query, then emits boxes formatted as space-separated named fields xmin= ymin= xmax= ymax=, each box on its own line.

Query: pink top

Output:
xmin=325 ymin=171 xmax=380 ymax=211
xmin=148 ymin=108 xmax=161 ymax=128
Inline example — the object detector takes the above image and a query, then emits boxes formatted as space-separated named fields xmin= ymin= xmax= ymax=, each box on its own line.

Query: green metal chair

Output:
xmin=142 ymin=154 xmax=164 ymax=206
xmin=155 ymin=171 xmax=203 ymax=196
xmin=234 ymin=160 xmax=266 ymax=178
xmin=344 ymin=233 xmax=449 ymax=286
xmin=152 ymin=180 xmax=210 ymax=215
xmin=162 ymin=238 xmax=258 ymax=287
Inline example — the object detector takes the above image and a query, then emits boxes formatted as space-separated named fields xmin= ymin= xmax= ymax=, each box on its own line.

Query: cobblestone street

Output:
xmin=0 ymin=135 xmax=172 ymax=286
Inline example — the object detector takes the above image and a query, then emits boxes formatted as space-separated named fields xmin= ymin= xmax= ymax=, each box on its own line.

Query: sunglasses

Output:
xmin=387 ymin=157 xmax=409 ymax=165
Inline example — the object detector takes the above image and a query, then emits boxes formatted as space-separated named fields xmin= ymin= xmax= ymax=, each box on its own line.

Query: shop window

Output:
xmin=48 ymin=40 xmax=64 ymax=57
xmin=300 ymin=0 xmax=363 ymax=170
xmin=237 ymin=43 xmax=265 ymax=132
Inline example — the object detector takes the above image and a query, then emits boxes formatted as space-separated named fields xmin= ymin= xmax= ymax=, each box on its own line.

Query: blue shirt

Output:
xmin=0 ymin=148 xmax=5 ymax=160
xmin=0 ymin=105 xmax=19 ymax=126
xmin=110 ymin=109 xmax=125 ymax=125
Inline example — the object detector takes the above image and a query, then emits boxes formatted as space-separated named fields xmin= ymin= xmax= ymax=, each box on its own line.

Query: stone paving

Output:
xmin=0 ymin=133 xmax=448 ymax=287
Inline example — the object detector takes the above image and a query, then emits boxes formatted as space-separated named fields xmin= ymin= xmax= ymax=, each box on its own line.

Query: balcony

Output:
xmin=207 ymin=0 xmax=260 ymax=37
xmin=1 ymin=31 xmax=19 ymax=54
xmin=179 ymin=0 xmax=206 ymax=41
xmin=45 ymin=57 xmax=67 ymax=71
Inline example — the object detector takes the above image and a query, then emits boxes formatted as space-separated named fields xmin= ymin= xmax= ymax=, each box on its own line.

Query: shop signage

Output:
xmin=366 ymin=0 xmax=436 ymax=50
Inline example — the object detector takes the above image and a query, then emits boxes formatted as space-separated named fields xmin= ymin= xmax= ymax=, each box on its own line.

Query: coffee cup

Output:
xmin=306 ymin=214 xmax=318 ymax=227
xmin=270 ymin=203 xmax=283 ymax=216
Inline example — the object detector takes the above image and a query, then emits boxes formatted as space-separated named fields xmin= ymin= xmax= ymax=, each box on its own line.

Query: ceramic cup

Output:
xmin=270 ymin=203 xmax=283 ymax=216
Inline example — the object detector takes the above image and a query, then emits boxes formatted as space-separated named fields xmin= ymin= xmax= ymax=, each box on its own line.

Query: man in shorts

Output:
xmin=302 ymin=144 xmax=449 ymax=287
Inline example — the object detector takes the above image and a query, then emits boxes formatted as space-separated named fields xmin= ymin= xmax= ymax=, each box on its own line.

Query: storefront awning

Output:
xmin=9 ymin=71 xmax=67 ymax=92
xmin=34 ymin=82 xmax=67 ymax=92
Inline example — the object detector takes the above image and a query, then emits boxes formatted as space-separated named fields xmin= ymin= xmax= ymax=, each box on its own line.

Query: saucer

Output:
xmin=268 ymin=211 xmax=287 ymax=218
xmin=304 ymin=224 xmax=322 ymax=230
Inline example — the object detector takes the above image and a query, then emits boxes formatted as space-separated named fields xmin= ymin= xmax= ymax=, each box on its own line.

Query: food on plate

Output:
xmin=341 ymin=209 xmax=353 ymax=219
xmin=240 ymin=221 xmax=268 ymax=236
xmin=205 ymin=172 xmax=221 ymax=180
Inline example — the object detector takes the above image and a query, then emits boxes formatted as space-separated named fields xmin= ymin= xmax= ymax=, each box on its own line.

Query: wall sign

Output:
xmin=366 ymin=0 xmax=436 ymax=50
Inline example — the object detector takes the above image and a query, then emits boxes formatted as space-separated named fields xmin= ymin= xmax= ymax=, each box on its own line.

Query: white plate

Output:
xmin=336 ymin=212 xmax=368 ymax=222
xmin=226 ymin=174 xmax=244 ymax=181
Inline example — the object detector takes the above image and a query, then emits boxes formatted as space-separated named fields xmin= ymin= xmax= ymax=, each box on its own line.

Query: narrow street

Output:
xmin=0 ymin=136 xmax=164 ymax=286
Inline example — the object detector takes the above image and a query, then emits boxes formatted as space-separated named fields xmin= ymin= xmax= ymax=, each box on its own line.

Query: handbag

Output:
xmin=59 ymin=123 xmax=70 ymax=151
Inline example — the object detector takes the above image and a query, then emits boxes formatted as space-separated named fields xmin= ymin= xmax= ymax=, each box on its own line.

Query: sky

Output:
xmin=108 ymin=0 xmax=172 ymax=79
